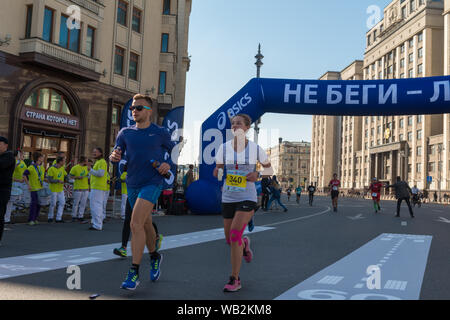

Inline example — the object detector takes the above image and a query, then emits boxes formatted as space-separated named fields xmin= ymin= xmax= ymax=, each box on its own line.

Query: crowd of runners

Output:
xmin=0 ymin=93 xmax=434 ymax=293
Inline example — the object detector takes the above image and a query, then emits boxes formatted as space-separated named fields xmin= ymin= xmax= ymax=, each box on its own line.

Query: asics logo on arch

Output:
xmin=216 ymin=93 xmax=253 ymax=130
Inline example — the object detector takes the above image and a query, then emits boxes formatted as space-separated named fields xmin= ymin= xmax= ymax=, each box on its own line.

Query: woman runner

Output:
xmin=213 ymin=114 xmax=271 ymax=292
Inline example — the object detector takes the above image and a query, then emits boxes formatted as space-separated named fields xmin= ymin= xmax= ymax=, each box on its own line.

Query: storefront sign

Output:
xmin=20 ymin=107 xmax=80 ymax=130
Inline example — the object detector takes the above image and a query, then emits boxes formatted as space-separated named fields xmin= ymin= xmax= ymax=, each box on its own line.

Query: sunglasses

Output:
xmin=129 ymin=105 xmax=151 ymax=111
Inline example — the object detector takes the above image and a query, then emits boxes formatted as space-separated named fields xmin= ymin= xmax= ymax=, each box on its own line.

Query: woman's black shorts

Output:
xmin=221 ymin=201 xmax=257 ymax=219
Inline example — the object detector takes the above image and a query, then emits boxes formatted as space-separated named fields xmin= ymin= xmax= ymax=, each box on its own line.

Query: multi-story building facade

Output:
xmin=267 ymin=140 xmax=311 ymax=189
xmin=0 ymin=0 xmax=191 ymax=168
xmin=361 ymin=0 xmax=445 ymax=192
xmin=338 ymin=61 xmax=364 ymax=190
xmin=312 ymin=0 xmax=450 ymax=196
xmin=310 ymin=71 xmax=341 ymax=190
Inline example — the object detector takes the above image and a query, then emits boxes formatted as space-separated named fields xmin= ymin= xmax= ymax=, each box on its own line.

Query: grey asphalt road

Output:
xmin=0 ymin=195 xmax=449 ymax=300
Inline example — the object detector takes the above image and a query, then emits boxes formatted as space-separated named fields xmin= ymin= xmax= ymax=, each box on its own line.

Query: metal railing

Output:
xmin=20 ymin=38 xmax=101 ymax=73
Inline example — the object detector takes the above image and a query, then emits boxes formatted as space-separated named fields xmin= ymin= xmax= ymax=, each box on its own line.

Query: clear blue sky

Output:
xmin=180 ymin=0 xmax=392 ymax=164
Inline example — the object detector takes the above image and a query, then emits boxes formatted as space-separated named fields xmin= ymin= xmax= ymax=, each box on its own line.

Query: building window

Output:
xmin=418 ymin=47 xmax=423 ymax=58
xmin=428 ymin=162 xmax=435 ymax=172
xmin=60 ymin=15 xmax=81 ymax=53
xmin=400 ymin=134 xmax=404 ymax=141
xmin=417 ymin=129 xmax=422 ymax=140
xmin=418 ymin=64 xmax=423 ymax=75
xmin=25 ymin=88 xmax=72 ymax=115
xmin=114 ymin=46 xmax=125 ymax=75
xmin=400 ymin=58 xmax=405 ymax=68
xmin=132 ymin=7 xmax=142 ymax=33
xmin=400 ymin=118 xmax=404 ymax=128
xmin=112 ymin=106 xmax=119 ymax=125
xmin=161 ymin=33 xmax=169 ymax=53
xmin=409 ymin=53 xmax=414 ymax=63
xmin=159 ymin=71 xmax=167 ymax=94
xmin=410 ymin=0 xmax=415 ymax=12
xmin=25 ymin=5 xmax=33 ymax=39
xmin=408 ymin=116 xmax=413 ymax=126
xmin=417 ymin=146 xmax=422 ymax=156
xmin=43 ymin=7 xmax=54 ymax=42
xmin=117 ymin=0 xmax=128 ymax=26
xmin=401 ymin=44 xmax=405 ymax=53
xmin=85 ymin=26 xmax=95 ymax=58
xmin=409 ymin=69 xmax=414 ymax=78
xmin=402 ymin=6 xmax=407 ymax=19
xmin=416 ymin=163 xmax=422 ymax=173
xmin=408 ymin=131 xmax=412 ymax=141
xmin=129 ymin=53 xmax=139 ymax=80
xmin=367 ymin=35 xmax=371 ymax=46
xmin=417 ymin=115 xmax=422 ymax=123
xmin=163 ymin=0 xmax=171 ymax=15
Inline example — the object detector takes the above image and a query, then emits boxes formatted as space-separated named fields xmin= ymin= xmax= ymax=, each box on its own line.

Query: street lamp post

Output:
xmin=254 ymin=44 xmax=263 ymax=144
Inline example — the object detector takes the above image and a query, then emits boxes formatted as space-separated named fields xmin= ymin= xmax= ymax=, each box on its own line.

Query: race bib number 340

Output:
xmin=225 ymin=170 xmax=247 ymax=192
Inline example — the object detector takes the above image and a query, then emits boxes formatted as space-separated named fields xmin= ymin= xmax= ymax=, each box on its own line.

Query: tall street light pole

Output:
xmin=254 ymin=44 xmax=263 ymax=144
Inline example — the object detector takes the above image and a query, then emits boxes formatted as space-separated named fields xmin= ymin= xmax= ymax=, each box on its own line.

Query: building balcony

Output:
xmin=68 ymin=0 xmax=105 ymax=16
xmin=160 ymin=52 xmax=175 ymax=64
xmin=162 ymin=15 xmax=177 ymax=25
xmin=19 ymin=38 xmax=102 ymax=81
xmin=157 ymin=93 xmax=173 ymax=106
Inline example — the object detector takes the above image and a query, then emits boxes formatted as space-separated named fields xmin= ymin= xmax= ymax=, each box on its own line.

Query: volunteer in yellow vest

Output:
xmin=102 ymin=170 xmax=111 ymax=223
xmin=52 ymin=151 xmax=66 ymax=167
xmin=23 ymin=152 xmax=45 ymax=226
xmin=69 ymin=156 xmax=91 ymax=223
xmin=5 ymin=151 xmax=27 ymax=224
xmin=121 ymin=166 xmax=128 ymax=220
xmin=47 ymin=157 xmax=67 ymax=223
xmin=89 ymin=147 xmax=108 ymax=231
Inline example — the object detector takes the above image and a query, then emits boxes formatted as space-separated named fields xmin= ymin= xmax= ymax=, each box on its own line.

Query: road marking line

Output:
xmin=262 ymin=207 xmax=331 ymax=227
xmin=26 ymin=254 xmax=61 ymax=260
xmin=0 ymin=226 xmax=274 ymax=280
xmin=66 ymin=257 xmax=100 ymax=264
xmin=275 ymin=233 xmax=432 ymax=300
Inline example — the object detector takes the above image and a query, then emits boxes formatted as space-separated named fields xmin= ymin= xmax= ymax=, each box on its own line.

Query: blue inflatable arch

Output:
xmin=185 ymin=76 xmax=450 ymax=214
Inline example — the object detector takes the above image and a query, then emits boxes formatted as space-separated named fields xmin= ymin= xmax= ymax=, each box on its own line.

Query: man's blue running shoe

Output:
xmin=150 ymin=253 xmax=163 ymax=282
xmin=120 ymin=268 xmax=140 ymax=290
xmin=248 ymin=218 xmax=255 ymax=232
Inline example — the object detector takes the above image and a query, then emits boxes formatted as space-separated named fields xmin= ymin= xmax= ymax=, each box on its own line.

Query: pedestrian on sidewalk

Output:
xmin=266 ymin=176 xmax=288 ymax=212
xmin=89 ymin=147 xmax=108 ymax=231
xmin=69 ymin=156 xmax=90 ymax=222
xmin=5 ymin=150 xmax=27 ymax=224
xmin=47 ymin=157 xmax=67 ymax=223
xmin=0 ymin=136 xmax=15 ymax=245
xmin=385 ymin=176 xmax=414 ymax=218
xmin=23 ymin=152 xmax=45 ymax=226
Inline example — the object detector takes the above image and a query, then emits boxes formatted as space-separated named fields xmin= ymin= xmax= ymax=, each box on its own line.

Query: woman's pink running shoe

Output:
xmin=223 ymin=276 xmax=241 ymax=292
xmin=243 ymin=236 xmax=253 ymax=263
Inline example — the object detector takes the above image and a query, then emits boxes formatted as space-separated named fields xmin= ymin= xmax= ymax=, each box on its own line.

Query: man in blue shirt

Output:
xmin=110 ymin=94 xmax=175 ymax=290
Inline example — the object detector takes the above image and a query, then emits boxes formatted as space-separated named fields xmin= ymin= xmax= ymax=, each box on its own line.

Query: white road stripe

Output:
xmin=0 ymin=226 xmax=273 ymax=280
xmin=276 ymin=233 xmax=432 ymax=300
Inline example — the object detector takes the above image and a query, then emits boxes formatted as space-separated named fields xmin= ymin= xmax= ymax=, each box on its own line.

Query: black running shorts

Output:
xmin=221 ymin=201 xmax=257 ymax=219
xmin=331 ymin=190 xmax=339 ymax=199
